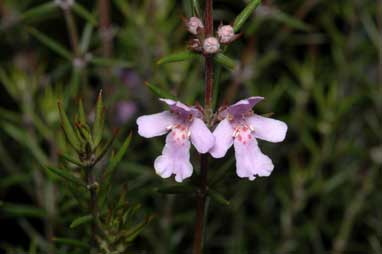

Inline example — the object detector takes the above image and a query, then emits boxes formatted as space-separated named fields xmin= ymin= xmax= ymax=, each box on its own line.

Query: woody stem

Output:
xmin=193 ymin=1 xmax=214 ymax=254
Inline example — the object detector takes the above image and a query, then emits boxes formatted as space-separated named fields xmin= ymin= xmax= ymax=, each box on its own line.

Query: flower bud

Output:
xmin=203 ymin=37 xmax=220 ymax=54
xmin=187 ymin=17 xmax=204 ymax=35
xmin=54 ymin=0 xmax=74 ymax=10
xmin=217 ymin=25 xmax=235 ymax=44
xmin=188 ymin=38 xmax=202 ymax=52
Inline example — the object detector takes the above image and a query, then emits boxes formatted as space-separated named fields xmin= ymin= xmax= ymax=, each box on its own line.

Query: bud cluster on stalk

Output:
xmin=184 ymin=16 xmax=240 ymax=55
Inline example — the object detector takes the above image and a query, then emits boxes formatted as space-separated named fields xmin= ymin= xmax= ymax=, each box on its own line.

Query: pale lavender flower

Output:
xmin=210 ymin=97 xmax=287 ymax=180
xmin=137 ymin=99 xmax=215 ymax=182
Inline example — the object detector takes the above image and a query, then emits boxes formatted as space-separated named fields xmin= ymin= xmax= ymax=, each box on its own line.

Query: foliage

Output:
xmin=0 ymin=0 xmax=381 ymax=253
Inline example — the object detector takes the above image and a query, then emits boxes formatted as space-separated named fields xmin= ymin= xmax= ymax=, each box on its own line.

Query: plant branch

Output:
xmin=193 ymin=1 xmax=214 ymax=254
xmin=86 ymin=167 xmax=98 ymax=253
xmin=99 ymin=0 xmax=112 ymax=58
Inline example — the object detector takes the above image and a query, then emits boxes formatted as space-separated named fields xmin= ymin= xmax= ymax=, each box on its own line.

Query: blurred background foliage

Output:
xmin=0 ymin=0 xmax=381 ymax=253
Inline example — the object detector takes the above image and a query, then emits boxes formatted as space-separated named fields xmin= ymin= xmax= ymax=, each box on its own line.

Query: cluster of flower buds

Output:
xmin=184 ymin=17 xmax=239 ymax=55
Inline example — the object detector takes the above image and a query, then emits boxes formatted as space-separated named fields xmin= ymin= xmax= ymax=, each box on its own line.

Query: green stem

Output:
xmin=86 ymin=168 xmax=98 ymax=253
xmin=63 ymin=9 xmax=80 ymax=57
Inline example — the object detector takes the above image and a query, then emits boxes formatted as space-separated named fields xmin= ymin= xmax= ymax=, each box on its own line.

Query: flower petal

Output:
xmin=233 ymin=137 xmax=274 ymax=180
xmin=159 ymin=98 xmax=201 ymax=117
xmin=247 ymin=114 xmax=287 ymax=143
xmin=210 ymin=119 xmax=234 ymax=158
xmin=227 ymin=96 xmax=264 ymax=116
xmin=154 ymin=132 xmax=193 ymax=182
xmin=189 ymin=118 xmax=215 ymax=154
xmin=136 ymin=111 xmax=175 ymax=138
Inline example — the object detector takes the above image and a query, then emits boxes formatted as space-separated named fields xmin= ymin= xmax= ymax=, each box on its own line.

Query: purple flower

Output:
xmin=137 ymin=99 xmax=215 ymax=182
xmin=210 ymin=97 xmax=287 ymax=180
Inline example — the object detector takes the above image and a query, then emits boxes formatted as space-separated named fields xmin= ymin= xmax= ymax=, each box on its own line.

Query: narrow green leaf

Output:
xmin=155 ymin=184 xmax=195 ymax=194
xmin=60 ymin=154 xmax=83 ymax=167
xmin=215 ymin=53 xmax=237 ymax=70
xmin=0 ymin=174 xmax=30 ymax=190
xmin=94 ymin=129 xmax=119 ymax=165
xmin=93 ymin=90 xmax=104 ymax=147
xmin=66 ymin=68 xmax=82 ymax=101
xmin=89 ymin=57 xmax=132 ymax=68
xmin=26 ymin=27 xmax=72 ymax=60
xmin=192 ymin=0 xmax=201 ymax=17
xmin=157 ymin=51 xmax=198 ymax=65
xmin=46 ymin=166 xmax=85 ymax=188
xmin=79 ymin=23 xmax=94 ymax=54
xmin=0 ymin=107 xmax=21 ymax=123
xmin=145 ymin=81 xmax=176 ymax=99
xmin=233 ymin=0 xmax=262 ymax=32
xmin=108 ymin=132 xmax=132 ymax=172
xmin=75 ymin=122 xmax=93 ymax=147
xmin=2 ymin=123 xmax=48 ymax=165
xmin=72 ymin=3 xmax=97 ymax=26
xmin=78 ymin=98 xmax=87 ymax=124
xmin=0 ymin=68 xmax=18 ymax=99
xmin=58 ymin=101 xmax=81 ymax=151
xmin=270 ymin=9 xmax=312 ymax=31
xmin=2 ymin=202 xmax=47 ymax=218
xmin=208 ymin=188 xmax=230 ymax=206
xmin=125 ymin=216 xmax=154 ymax=242
xmin=99 ymin=133 xmax=131 ymax=206
xmin=70 ymin=214 xmax=93 ymax=228
xmin=53 ymin=237 xmax=88 ymax=248
xmin=20 ymin=2 xmax=58 ymax=22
